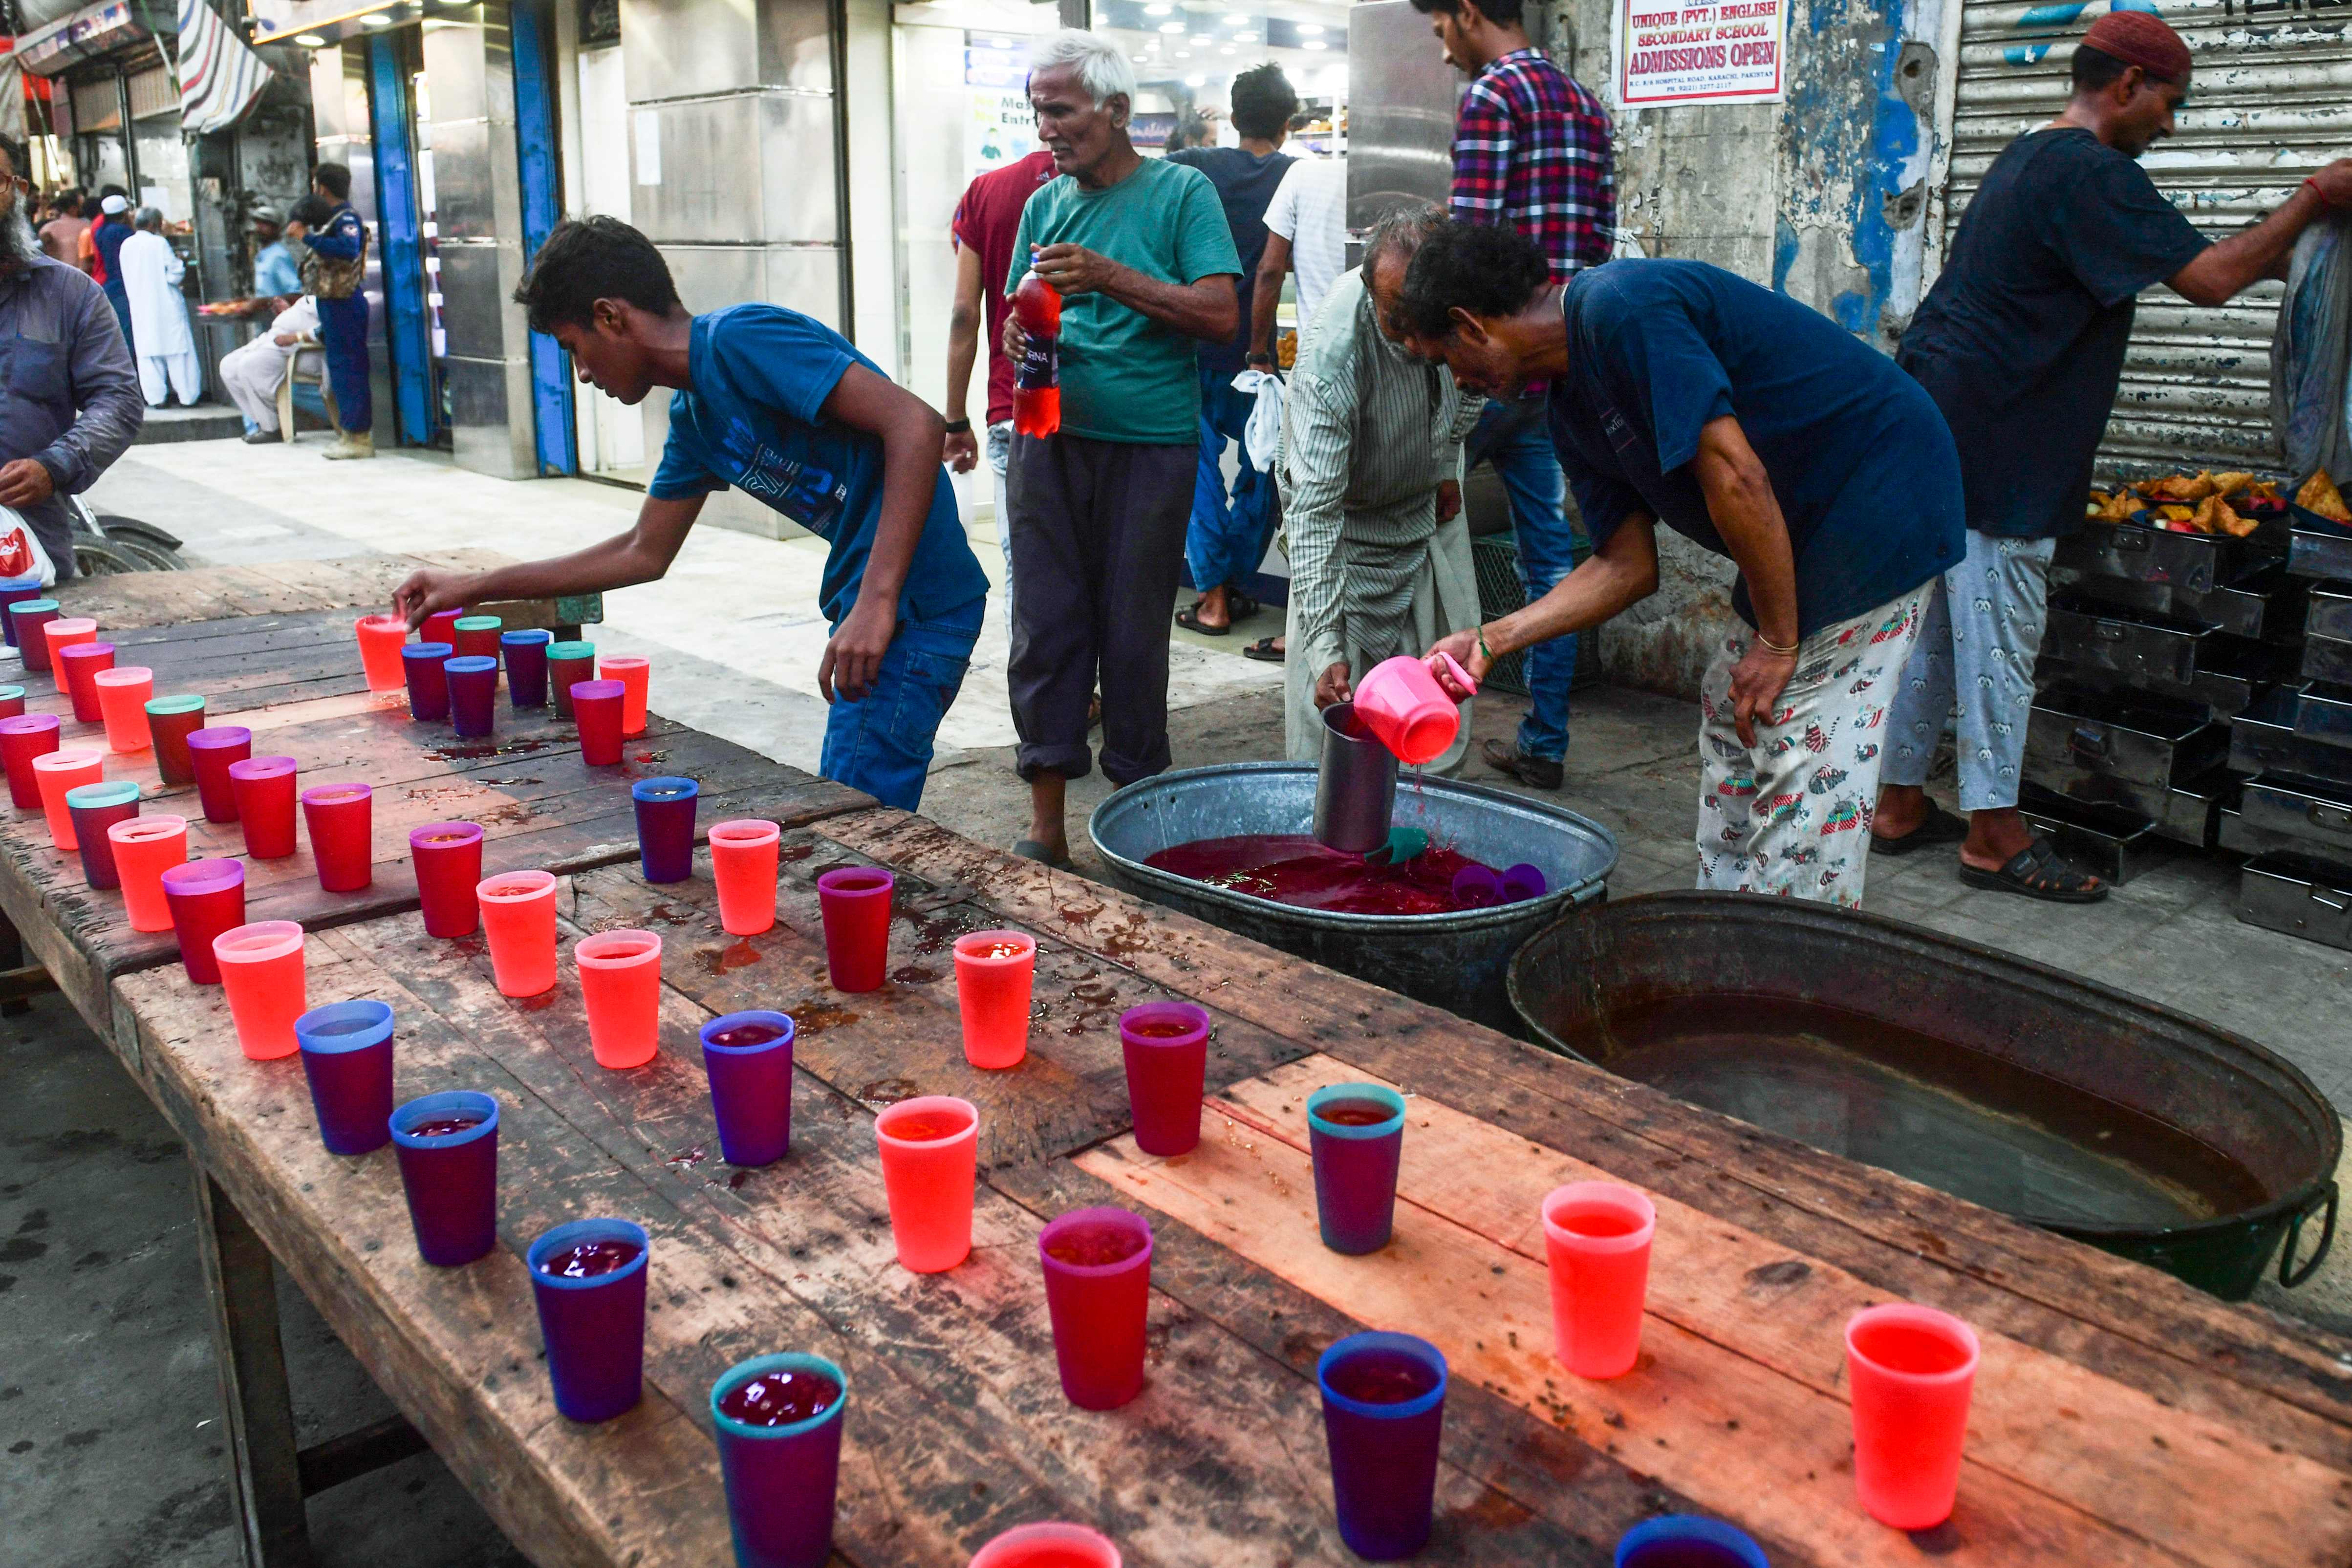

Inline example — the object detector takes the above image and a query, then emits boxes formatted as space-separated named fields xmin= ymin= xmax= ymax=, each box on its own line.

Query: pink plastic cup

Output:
xmin=1845 ymin=1303 xmax=1980 ymax=1531
xmin=213 ymin=920 xmax=307 ymax=1061
xmin=709 ymin=818 xmax=781 ymax=937
xmin=355 ymin=614 xmax=410 ymax=692
xmin=33 ymin=747 xmax=103 ymax=851
xmin=40 ymin=616 xmax=96 ymax=691
xmin=1541 ymin=1182 xmax=1657 ymax=1380
xmin=93 ymin=666 xmax=153 ymax=752
xmin=571 ymin=679 xmax=625 ymax=766
xmin=188 ymin=726 xmax=252 ymax=823
xmin=875 ymin=1096 xmax=978 ymax=1274
xmin=110 ymin=815 xmax=188 ymax=932
xmin=953 ymin=930 xmax=1035 ymax=1070
xmin=477 ymin=870 xmax=559 ymax=997
xmin=230 ymin=757 xmax=299 ymax=860
xmin=301 ymin=782 xmax=374 ymax=892
xmin=57 ymin=639 xmax=114 ymax=724
xmin=1119 ymin=1002 xmax=1209 ymax=1157
xmin=1352 ymin=652 xmax=1479 ymax=766
xmin=1036 ymin=1207 xmax=1153 ymax=1410
xmin=600 ymin=655 xmax=649 ymax=736
xmin=575 ymin=929 xmax=663 ymax=1070
xmin=818 ymin=866 xmax=893 ymax=992
xmin=968 ymin=1524 xmax=1122 ymax=1568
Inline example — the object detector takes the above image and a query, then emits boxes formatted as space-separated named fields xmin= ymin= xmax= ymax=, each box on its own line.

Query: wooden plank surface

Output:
xmin=50 ymin=549 xmax=517 ymax=629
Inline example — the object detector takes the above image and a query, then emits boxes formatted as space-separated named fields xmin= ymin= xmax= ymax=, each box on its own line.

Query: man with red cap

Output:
xmin=1874 ymin=8 xmax=2352 ymax=902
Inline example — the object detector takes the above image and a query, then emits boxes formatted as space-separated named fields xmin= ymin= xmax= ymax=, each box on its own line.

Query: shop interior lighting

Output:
xmin=293 ymin=31 xmax=326 ymax=44
xmin=1185 ymin=73 xmax=1206 ymax=85
xmin=1233 ymin=30 xmax=1256 ymax=40
xmin=361 ymin=10 xmax=392 ymax=22
xmin=1159 ymin=21 xmax=1184 ymax=30
xmin=1304 ymin=39 xmax=1327 ymax=48
xmin=1297 ymin=22 xmax=1325 ymax=33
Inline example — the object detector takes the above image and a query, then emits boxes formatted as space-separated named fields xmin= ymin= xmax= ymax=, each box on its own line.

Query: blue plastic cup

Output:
xmin=528 ymin=1218 xmax=648 ymax=1422
xmin=402 ymin=641 xmax=455 ymax=721
xmin=1318 ymin=1331 xmax=1447 ymax=1561
xmin=501 ymin=628 xmax=553 ymax=709
xmin=699 ymin=1010 xmax=796 ymax=1167
xmin=631 ymin=775 xmax=698 ymax=883
xmin=0 ymin=577 xmax=44 ymax=647
xmin=1615 ymin=1515 xmax=1771 ymax=1568
xmin=294 ymin=999 xmax=396 ymax=1156
xmin=712 ymin=1353 xmax=847 ymax=1568
xmin=445 ymin=655 xmax=499 ymax=738
xmin=1307 ymin=1083 xmax=1407 ymax=1254
xmin=389 ymin=1091 xmax=499 ymax=1267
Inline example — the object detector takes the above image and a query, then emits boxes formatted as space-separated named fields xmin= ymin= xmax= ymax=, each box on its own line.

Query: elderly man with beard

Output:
xmin=0 ymin=134 xmax=142 ymax=577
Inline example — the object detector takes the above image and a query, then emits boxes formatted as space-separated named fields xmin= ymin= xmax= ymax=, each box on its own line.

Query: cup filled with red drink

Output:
xmin=968 ymin=1522 xmax=1122 ymax=1568
xmin=1542 ymin=1181 xmax=1657 ymax=1381
xmin=294 ymin=999 xmax=397 ymax=1156
xmin=710 ymin=818 xmax=781 ymax=937
xmin=816 ymin=865 xmax=893 ymax=992
xmin=163 ymin=858 xmax=245 ymax=985
xmin=389 ymin=1091 xmax=499 ymax=1267
xmin=1845 ymin=1302 xmax=1978 ymax=1531
xmin=699 ymin=1010 xmax=796 ymax=1168
xmin=355 ymin=613 xmax=410 ymax=692
xmin=302 ymin=782 xmax=374 ymax=892
xmin=874 ymin=1095 xmax=979 ymax=1273
xmin=527 ymin=1218 xmax=649 ymax=1423
xmin=711 ymin=1353 xmax=847 ymax=1568
xmin=1317 ymin=1330 xmax=1448 ymax=1561
xmin=574 ymin=928 xmax=663 ymax=1070
xmin=1118 ymin=1002 xmax=1210 ymax=1157
xmin=952 ymin=929 xmax=1035 ymax=1069
xmin=410 ymin=821 xmax=485 ymax=938
xmin=1306 ymin=1082 xmax=1407 ymax=1255
xmin=1613 ymin=1515 xmax=1770 ymax=1568
xmin=231 ymin=756 xmax=300 ymax=860
xmin=110 ymin=814 xmax=188 ymax=933
xmin=1036 ymin=1207 xmax=1152 ymax=1410
xmin=476 ymin=870 xmax=560 ymax=997
xmin=65 ymin=779 xmax=139 ymax=889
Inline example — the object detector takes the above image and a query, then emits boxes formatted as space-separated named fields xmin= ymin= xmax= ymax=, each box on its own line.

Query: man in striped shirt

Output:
xmin=1412 ymin=0 xmax=1615 ymax=791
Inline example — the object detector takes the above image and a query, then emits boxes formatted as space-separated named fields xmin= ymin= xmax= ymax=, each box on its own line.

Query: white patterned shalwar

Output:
xmin=1879 ymin=529 xmax=2057 ymax=812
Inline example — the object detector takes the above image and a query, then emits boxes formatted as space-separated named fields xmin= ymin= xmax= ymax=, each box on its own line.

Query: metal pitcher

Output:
xmin=1314 ymin=702 xmax=1398 ymax=854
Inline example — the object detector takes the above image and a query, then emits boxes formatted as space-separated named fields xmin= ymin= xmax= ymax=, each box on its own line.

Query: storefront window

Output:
xmin=1092 ymin=0 xmax=1350 ymax=157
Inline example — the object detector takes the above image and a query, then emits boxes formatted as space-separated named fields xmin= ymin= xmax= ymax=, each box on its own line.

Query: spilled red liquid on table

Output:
xmin=1316 ymin=1098 xmax=1399 ymax=1129
xmin=407 ymin=1115 xmax=484 ymax=1138
xmin=708 ymin=1020 xmax=787 ymax=1048
xmin=1145 ymin=834 xmax=1498 ymax=916
xmin=1326 ymin=1349 xmax=1440 ymax=1405
xmin=538 ymin=1239 xmax=643 ymax=1279
xmin=718 ymin=1366 xmax=841 ymax=1427
xmin=1044 ymin=1222 xmax=1146 ymax=1268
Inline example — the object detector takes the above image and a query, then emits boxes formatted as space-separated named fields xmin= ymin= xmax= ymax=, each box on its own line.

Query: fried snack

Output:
xmin=2190 ymin=494 xmax=2255 ymax=537
xmin=2244 ymin=479 xmax=2282 ymax=502
xmin=2091 ymin=488 xmax=2139 ymax=524
xmin=2209 ymin=471 xmax=2255 ymax=498
xmin=2141 ymin=471 xmax=2219 ymax=503
xmin=2298 ymin=470 xmax=2352 ymax=522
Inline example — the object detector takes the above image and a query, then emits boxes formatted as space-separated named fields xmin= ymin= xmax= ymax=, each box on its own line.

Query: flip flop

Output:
xmin=1242 ymin=636 xmax=1285 ymax=663
xmin=1869 ymin=800 xmax=1968 ymax=857
xmin=1957 ymin=838 xmax=2107 ymax=903
xmin=1174 ymin=604 xmax=1231 ymax=636
xmin=1012 ymin=838 xmax=1074 ymax=870
xmin=1228 ymin=590 xmax=1260 ymax=622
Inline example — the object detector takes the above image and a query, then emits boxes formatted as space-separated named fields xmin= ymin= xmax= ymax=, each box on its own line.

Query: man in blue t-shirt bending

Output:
xmin=393 ymin=217 xmax=990 ymax=812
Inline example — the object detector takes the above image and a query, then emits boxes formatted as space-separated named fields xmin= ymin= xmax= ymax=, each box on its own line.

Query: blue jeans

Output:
xmin=818 ymin=600 xmax=984 ymax=812
xmin=1183 ymin=365 xmax=1279 ymax=595
xmin=1465 ymin=397 xmax=1577 ymax=763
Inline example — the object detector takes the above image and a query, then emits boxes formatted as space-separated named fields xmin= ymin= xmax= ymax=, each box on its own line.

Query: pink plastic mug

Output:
xmin=1845 ymin=1303 xmax=1979 ymax=1530
xmin=1541 ymin=1182 xmax=1656 ymax=1380
xmin=1352 ymin=653 xmax=1479 ymax=766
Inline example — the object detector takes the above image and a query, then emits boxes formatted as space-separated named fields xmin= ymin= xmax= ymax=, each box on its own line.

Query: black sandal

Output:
xmin=1957 ymin=838 xmax=2108 ymax=903
xmin=1228 ymin=590 xmax=1260 ymax=623
xmin=1870 ymin=800 xmax=1968 ymax=857
xmin=1242 ymin=635 xmax=1284 ymax=663
xmin=1174 ymin=603 xmax=1231 ymax=635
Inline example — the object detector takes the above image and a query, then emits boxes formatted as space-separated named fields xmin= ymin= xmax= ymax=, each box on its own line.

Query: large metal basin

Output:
xmin=1090 ymin=763 xmax=1617 ymax=1031
xmin=1510 ymin=893 xmax=2339 ymax=1299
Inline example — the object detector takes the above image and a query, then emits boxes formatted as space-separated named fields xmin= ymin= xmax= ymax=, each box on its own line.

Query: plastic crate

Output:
xmin=1471 ymin=533 xmax=1599 ymax=696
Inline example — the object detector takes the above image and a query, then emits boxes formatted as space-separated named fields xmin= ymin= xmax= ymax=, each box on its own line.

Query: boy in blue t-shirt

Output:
xmin=393 ymin=217 xmax=989 ymax=811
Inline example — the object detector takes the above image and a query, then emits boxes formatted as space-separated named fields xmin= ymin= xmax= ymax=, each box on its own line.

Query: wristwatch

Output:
xmin=1247 ymin=352 xmax=1275 ymax=367
xmin=943 ymin=418 xmax=972 ymax=434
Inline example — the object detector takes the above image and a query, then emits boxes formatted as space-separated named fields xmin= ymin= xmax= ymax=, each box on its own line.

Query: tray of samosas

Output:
xmin=2085 ymin=469 xmax=2294 ymax=538
xmin=2286 ymin=469 xmax=2352 ymax=580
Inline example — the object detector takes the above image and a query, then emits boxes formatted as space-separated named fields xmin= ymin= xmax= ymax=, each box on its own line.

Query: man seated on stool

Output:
xmin=218 ymin=295 xmax=321 ymax=445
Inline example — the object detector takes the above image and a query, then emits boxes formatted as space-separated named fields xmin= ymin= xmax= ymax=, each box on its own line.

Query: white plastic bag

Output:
xmin=1232 ymin=368 xmax=1284 ymax=471
xmin=0 ymin=506 xmax=58 ymax=587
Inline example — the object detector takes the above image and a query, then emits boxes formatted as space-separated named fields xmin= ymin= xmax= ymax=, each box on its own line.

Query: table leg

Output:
xmin=192 ymin=1156 xmax=316 ymax=1568
xmin=0 ymin=903 xmax=28 ymax=1017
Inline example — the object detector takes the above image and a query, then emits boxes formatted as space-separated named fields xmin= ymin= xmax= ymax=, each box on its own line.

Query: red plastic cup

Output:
xmin=1542 ymin=1182 xmax=1657 ymax=1380
xmin=1119 ymin=1003 xmax=1209 ymax=1157
xmin=66 ymin=780 xmax=140 ymax=888
xmin=410 ymin=822 xmax=484 ymax=938
xmin=93 ymin=666 xmax=153 ymax=752
xmin=709 ymin=818 xmax=781 ymax=937
xmin=214 ymin=920 xmax=307 ymax=1061
xmin=969 ymin=1524 xmax=1122 ymax=1568
xmin=41 ymin=616 xmax=96 ymax=690
xmin=33 ymin=747 xmax=103 ymax=850
xmin=599 ymin=655 xmax=649 ymax=736
xmin=9 ymin=600 xmax=57 ymax=670
xmin=0 ymin=685 xmax=21 ymax=721
xmin=574 ymin=928 xmax=663 ymax=1070
xmin=110 ymin=815 xmax=188 ymax=932
xmin=421 ymin=607 xmax=466 ymax=648
xmin=0 ymin=711 xmax=61 ymax=808
xmin=452 ymin=614 xmax=503 ymax=661
xmin=1036 ymin=1207 xmax=1153 ymax=1410
xmin=875 ymin=1095 xmax=978 ymax=1274
xmin=1845 ymin=1303 xmax=1980 ymax=1531
xmin=301 ymin=782 xmax=374 ymax=892
xmin=355 ymin=613 xmax=410 ymax=692
xmin=230 ymin=756 xmax=299 ymax=859
xmin=547 ymin=642 xmax=595 ymax=718
xmin=163 ymin=859 xmax=246 ymax=985
xmin=571 ymin=679 xmax=624 ymax=765
xmin=145 ymin=696 xmax=207 ymax=786
xmin=477 ymin=870 xmax=559 ymax=997
xmin=188 ymin=726 xmax=253 ymax=823
xmin=817 ymin=866 xmax=892 ymax=991
xmin=58 ymin=639 xmax=114 ymax=723
xmin=953 ymin=930 xmax=1035 ymax=1069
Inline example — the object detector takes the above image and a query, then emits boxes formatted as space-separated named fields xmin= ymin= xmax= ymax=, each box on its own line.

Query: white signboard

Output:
xmin=1614 ymin=0 xmax=1787 ymax=108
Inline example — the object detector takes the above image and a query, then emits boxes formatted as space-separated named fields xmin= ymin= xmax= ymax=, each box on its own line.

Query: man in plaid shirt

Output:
xmin=1411 ymin=0 xmax=1614 ymax=790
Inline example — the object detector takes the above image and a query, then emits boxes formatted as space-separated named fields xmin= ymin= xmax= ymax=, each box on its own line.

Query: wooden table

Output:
xmin=13 ymin=563 xmax=2352 ymax=1567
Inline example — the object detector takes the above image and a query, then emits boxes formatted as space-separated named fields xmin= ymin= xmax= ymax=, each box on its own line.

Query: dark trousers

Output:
xmin=1007 ymin=432 xmax=1196 ymax=785
xmin=316 ymin=294 xmax=371 ymax=434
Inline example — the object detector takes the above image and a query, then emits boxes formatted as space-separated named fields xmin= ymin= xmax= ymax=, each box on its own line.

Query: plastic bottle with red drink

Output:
xmin=1012 ymin=262 xmax=1062 ymax=437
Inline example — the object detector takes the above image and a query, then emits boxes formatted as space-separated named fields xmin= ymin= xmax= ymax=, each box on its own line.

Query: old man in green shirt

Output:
xmin=1279 ymin=203 xmax=1483 ymax=771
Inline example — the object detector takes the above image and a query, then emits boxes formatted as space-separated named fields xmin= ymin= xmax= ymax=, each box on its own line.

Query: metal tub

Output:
xmin=1511 ymin=893 xmax=2338 ymax=1300
xmin=1089 ymin=764 xmax=1617 ymax=1031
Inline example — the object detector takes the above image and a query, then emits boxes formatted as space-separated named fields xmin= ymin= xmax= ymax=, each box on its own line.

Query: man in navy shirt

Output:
xmin=1397 ymin=223 xmax=1964 ymax=905
xmin=393 ymin=217 xmax=990 ymax=812
xmin=302 ymin=163 xmax=374 ymax=461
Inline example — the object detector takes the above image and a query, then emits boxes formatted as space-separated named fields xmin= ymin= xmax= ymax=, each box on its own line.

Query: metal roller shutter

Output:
xmin=1944 ymin=0 xmax=2345 ymax=475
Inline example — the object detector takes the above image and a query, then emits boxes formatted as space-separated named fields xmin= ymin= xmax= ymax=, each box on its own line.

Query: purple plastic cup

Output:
xmin=528 ymin=1218 xmax=649 ymax=1423
xmin=699 ymin=1010 xmax=796 ymax=1168
xmin=1120 ymin=1002 xmax=1209 ymax=1157
xmin=1501 ymin=862 xmax=1547 ymax=903
xmin=389 ymin=1090 xmax=499 ymax=1267
xmin=0 ymin=578 xmax=43 ymax=646
xmin=501 ymin=628 xmax=552 ymax=708
xmin=631 ymin=775 xmax=697 ymax=883
xmin=445 ymin=655 xmax=498 ymax=738
xmin=163 ymin=858 xmax=246 ymax=985
xmin=712 ymin=1353 xmax=847 ymax=1568
xmin=65 ymin=779 xmax=139 ymax=889
xmin=402 ymin=641 xmax=454 ymax=722
xmin=1037 ymin=1206 xmax=1153 ymax=1411
xmin=187 ymin=726 xmax=253 ymax=824
xmin=1319 ymin=1331 xmax=1447 ymax=1561
xmin=1450 ymin=865 xmax=1502 ymax=908
xmin=1308 ymin=1082 xmax=1407 ymax=1255
xmin=1614 ymin=1515 xmax=1770 ymax=1568
xmin=294 ymin=999 xmax=396 ymax=1157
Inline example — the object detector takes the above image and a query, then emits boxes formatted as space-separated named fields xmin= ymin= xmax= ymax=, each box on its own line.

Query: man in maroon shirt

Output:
xmin=943 ymin=148 xmax=1057 ymax=635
